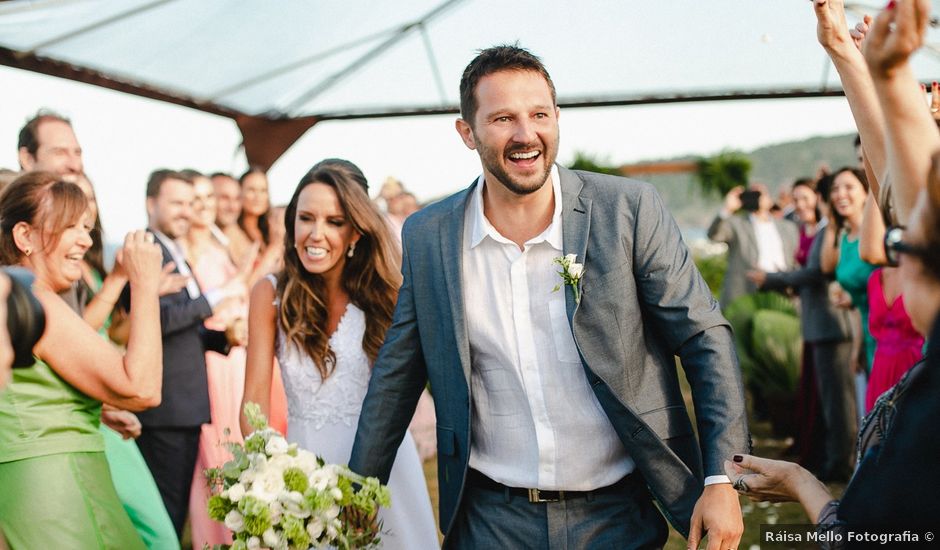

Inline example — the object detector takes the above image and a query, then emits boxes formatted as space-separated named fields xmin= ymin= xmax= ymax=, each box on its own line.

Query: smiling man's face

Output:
xmin=457 ymin=69 xmax=560 ymax=196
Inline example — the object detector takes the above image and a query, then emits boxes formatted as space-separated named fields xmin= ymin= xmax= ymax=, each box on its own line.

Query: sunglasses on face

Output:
xmin=884 ymin=226 xmax=929 ymax=267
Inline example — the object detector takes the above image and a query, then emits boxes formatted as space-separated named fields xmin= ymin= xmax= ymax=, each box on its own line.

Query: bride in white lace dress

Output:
xmin=241 ymin=160 xmax=439 ymax=549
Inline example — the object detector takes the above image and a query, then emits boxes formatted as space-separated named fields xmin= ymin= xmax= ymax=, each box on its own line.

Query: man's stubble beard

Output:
xmin=476 ymin=135 xmax=559 ymax=197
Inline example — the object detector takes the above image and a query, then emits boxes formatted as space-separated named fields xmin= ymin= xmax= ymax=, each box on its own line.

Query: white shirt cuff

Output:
xmin=704 ymin=475 xmax=731 ymax=486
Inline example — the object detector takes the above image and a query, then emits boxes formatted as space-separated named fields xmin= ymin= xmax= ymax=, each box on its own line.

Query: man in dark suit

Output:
xmin=129 ymin=169 xmax=242 ymax=536
xmin=349 ymin=45 xmax=749 ymax=549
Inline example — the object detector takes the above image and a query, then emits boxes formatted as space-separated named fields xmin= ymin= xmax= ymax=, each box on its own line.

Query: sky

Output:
xmin=0 ymin=65 xmax=867 ymax=242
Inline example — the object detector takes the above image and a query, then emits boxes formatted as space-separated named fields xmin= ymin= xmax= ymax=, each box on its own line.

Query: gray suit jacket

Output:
xmin=762 ymin=221 xmax=852 ymax=343
xmin=348 ymin=166 xmax=749 ymax=538
xmin=708 ymin=213 xmax=799 ymax=308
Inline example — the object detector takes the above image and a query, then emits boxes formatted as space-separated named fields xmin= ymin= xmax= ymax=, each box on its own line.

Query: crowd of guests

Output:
xmin=718 ymin=0 xmax=940 ymax=541
xmin=0 ymin=109 xmax=429 ymax=549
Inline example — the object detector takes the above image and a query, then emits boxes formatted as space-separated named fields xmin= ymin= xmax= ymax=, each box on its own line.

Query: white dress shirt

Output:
xmin=152 ymin=230 xmax=226 ymax=308
xmin=750 ymin=215 xmax=787 ymax=273
xmin=462 ymin=167 xmax=634 ymax=491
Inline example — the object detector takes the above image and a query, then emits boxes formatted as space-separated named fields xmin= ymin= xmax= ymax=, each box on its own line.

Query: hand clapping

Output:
xmin=120 ymin=231 xmax=162 ymax=292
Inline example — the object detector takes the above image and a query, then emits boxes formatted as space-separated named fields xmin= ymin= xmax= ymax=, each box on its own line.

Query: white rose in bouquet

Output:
xmin=224 ymin=510 xmax=245 ymax=533
xmin=227 ymin=482 xmax=246 ymax=503
xmin=294 ymin=449 xmax=319 ymax=476
xmin=249 ymin=466 xmax=286 ymax=503
xmin=265 ymin=434 xmax=289 ymax=455
xmin=262 ymin=527 xmax=280 ymax=547
xmin=307 ymin=518 xmax=325 ymax=540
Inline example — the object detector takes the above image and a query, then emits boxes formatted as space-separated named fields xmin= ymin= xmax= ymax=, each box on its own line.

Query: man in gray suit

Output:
xmin=349 ymin=45 xmax=749 ymax=549
xmin=708 ymin=184 xmax=799 ymax=309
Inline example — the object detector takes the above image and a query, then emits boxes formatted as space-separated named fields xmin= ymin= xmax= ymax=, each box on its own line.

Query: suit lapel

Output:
xmin=559 ymin=167 xmax=592 ymax=324
xmin=439 ymin=185 xmax=474 ymax=386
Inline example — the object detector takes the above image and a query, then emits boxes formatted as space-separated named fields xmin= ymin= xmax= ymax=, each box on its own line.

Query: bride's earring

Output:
xmin=347 ymin=242 xmax=356 ymax=258
xmin=23 ymin=247 xmax=32 ymax=257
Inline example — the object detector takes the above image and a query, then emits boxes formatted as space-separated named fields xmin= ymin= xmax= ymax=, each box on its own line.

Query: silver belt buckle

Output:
xmin=527 ymin=488 xmax=562 ymax=503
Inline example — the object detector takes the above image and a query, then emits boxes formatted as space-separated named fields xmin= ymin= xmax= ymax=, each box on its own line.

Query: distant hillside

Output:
xmin=626 ymin=133 xmax=856 ymax=231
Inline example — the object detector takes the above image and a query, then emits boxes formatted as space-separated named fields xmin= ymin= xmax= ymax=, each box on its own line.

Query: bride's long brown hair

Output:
xmin=277 ymin=161 xmax=402 ymax=379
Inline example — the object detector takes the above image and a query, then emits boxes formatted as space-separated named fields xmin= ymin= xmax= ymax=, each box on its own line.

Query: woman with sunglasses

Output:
xmin=724 ymin=152 xmax=940 ymax=539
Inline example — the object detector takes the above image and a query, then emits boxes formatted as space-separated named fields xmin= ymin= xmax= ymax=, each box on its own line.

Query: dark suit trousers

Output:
xmin=136 ymin=426 xmax=202 ymax=537
xmin=811 ymin=340 xmax=857 ymax=479
xmin=444 ymin=476 xmax=667 ymax=550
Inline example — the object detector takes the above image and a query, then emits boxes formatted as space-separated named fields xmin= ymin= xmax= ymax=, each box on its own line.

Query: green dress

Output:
xmin=86 ymin=270 xmax=179 ymax=550
xmin=835 ymin=233 xmax=878 ymax=371
xmin=0 ymin=358 xmax=146 ymax=549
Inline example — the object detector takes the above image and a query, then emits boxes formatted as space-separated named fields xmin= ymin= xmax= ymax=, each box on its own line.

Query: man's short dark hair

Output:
xmin=459 ymin=44 xmax=556 ymax=126
xmin=146 ymin=169 xmax=189 ymax=198
xmin=178 ymin=168 xmax=205 ymax=183
xmin=17 ymin=109 xmax=72 ymax=156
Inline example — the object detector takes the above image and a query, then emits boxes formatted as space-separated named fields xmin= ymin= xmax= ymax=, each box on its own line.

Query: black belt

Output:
xmin=465 ymin=469 xmax=636 ymax=503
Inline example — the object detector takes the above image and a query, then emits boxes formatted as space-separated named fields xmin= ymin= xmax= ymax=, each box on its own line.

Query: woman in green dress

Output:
xmin=0 ymin=172 xmax=163 ymax=549
xmin=74 ymin=174 xmax=180 ymax=550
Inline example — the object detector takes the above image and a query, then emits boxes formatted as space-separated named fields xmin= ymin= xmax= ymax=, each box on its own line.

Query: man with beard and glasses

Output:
xmin=349 ymin=45 xmax=749 ymax=549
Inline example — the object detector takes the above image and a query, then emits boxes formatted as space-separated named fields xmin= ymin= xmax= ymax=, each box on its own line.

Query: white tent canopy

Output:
xmin=3 ymin=0 xmax=940 ymax=167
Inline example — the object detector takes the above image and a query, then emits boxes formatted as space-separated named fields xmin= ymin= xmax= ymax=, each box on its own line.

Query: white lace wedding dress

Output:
xmin=269 ymin=277 xmax=439 ymax=549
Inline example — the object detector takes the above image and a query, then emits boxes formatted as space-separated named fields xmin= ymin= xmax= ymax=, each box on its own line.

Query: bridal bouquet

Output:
xmin=206 ymin=403 xmax=391 ymax=550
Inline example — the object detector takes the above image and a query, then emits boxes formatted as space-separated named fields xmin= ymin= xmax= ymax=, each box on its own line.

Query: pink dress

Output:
xmin=186 ymin=242 xmax=289 ymax=549
xmin=865 ymin=269 xmax=924 ymax=413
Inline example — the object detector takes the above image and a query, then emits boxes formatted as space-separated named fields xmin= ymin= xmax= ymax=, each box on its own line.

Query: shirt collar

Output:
xmin=151 ymin=229 xmax=182 ymax=258
xmin=468 ymin=164 xmax=563 ymax=250
xmin=748 ymin=213 xmax=773 ymax=226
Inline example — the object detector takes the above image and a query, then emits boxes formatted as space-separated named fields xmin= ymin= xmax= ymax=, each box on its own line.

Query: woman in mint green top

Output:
xmin=824 ymin=168 xmax=876 ymax=420
xmin=835 ymin=234 xmax=878 ymax=369
xmin=0 ymin=173 xmax=163 ymax=549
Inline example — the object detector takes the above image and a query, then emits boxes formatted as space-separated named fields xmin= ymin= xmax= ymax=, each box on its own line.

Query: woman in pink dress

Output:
xmin=182 ymin=172 xmax=288 ymax=548
xmin=865 ymin=267 xmax=924 ymax=412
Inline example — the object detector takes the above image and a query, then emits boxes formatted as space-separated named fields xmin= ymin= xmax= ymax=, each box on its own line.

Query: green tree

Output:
xmin=695 ymin=151 xmax=752 ymax=198
xmin=568 ymin=152 xmax=621 ymax=176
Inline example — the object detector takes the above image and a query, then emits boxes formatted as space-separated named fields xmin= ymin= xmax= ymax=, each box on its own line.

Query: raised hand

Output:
xmin=814 ymin=0 xmax=858 ymax=56
xmin=111 ymin=247 xmax=128 ymax=281
xmin=723 ymin=186 xmax=745 ymax=214
xmin=850 ymin=14 xmax=874 ymax=51
xmin=121 ymin=231 xmax=162 ymax=292
xmin=225 ymin=317 xmax=248 ymax=348
xmin=157 ymin=262 xmax=189 ymax=297
xmin=746 ymin=269 xmax=768 ymax=287
xmin=864 ymin=0 xmax=931 ymax=79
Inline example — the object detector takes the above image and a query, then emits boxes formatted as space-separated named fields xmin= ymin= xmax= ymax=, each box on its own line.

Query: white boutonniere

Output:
xmin=552 ymin=253 xmax=585 ymax=304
